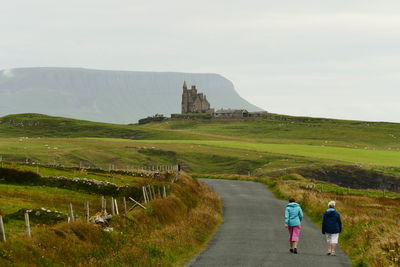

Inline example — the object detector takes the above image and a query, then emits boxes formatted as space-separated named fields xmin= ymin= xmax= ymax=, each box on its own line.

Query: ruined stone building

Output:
xmin=181 ymin=81 xmax=213 ymax=114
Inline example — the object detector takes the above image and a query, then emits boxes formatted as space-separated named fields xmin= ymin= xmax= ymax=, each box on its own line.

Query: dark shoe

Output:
xmin=326 ymin=252 xmax=331 ymax=256
xmin=293 ymin=248 xmax=298 ymax=254
xmin=289 ymin=249 xmax=293 ymax=253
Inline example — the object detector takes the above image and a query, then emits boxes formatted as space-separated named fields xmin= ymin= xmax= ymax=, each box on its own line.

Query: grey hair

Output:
xmin=328 ymin=201 xmax=336 ymax=208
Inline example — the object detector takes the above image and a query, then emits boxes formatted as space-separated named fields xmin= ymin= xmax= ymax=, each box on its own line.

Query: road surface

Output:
xmin=188 ymin=179 xmax=351 ymax=267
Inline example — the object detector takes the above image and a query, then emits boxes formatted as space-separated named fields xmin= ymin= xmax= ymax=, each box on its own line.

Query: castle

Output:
xmin=181 ymin=81 xmax=214 ymax=114
xmin=180 ymin=81 xmax=267 ymax=119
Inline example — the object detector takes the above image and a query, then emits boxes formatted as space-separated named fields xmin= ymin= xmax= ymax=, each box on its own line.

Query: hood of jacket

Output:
xmin=287 ymin=202 xmax=300 ymax=208
xmin=325 ymin=208 xmax=337 ymax=217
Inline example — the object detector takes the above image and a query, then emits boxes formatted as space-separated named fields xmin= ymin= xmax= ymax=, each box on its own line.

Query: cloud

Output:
xmin=1 ymin=1 xmax=400 ymax=122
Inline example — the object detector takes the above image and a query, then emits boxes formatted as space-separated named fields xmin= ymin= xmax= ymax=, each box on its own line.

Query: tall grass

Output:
xmin=0 ymin=173 xmax=222 ymax=266
xmin=261 ymin=175 xmax=400 ymax=267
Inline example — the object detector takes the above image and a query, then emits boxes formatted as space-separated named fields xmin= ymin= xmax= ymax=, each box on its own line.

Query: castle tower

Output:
xmin=181 ymin=81 xmax=190 ymax=113
xmin=181 ymin=81 xmax=212 ymax=114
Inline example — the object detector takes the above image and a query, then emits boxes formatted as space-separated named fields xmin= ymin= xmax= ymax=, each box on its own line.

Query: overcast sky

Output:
xmin=1 ymin=1 xmax=400 ymax=122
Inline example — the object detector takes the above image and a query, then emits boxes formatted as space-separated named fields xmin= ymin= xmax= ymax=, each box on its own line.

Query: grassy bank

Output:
xmin=263 ymin=176 xmax=400 ymax=266
xmin=0 ymin=172 xmax=222 ymax=266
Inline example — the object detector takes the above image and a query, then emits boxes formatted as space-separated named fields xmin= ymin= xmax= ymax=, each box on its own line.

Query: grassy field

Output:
xmin=2 ymin=113 xmax=400 ymax=150
xmin=1 ymin=137 xmax=336 ymax=175
xmin=92 ymin=139 xmax=400 ymax=167
xmin=0 ymin=162 xmax=156 ymax=238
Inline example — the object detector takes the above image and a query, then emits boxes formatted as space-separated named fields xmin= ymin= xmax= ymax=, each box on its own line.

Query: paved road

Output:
xmin=188 ymin=179 xmax=350 ymax=267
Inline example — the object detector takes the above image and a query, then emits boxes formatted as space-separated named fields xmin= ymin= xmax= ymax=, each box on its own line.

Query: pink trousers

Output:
xmin=288 ymin=225 xmax=301 ymax=242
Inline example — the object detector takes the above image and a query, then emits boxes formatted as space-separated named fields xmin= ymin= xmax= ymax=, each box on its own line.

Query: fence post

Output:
xmin=151 ymin=185 xmax=156 ymax=199
xmin=123 ymin=197 xmax=128 ymax=214
xmin=25 ymin=212 xmax=32 ymax=238
xmin=85 ymin=201 xmax=90 ymax=222
xmin=0 ymin=215 xmax=6 ymax=242
xmin=142 ymin=187 xmax=148 ymax=203
xmin=111 ymin=197 xmax=115 ymax=215
xmin=147 ymin=185 xmax=152 ymax=200
xmin=114 ymin=199 xmax=119 ymax=215
xmin=163 ymin=186 xmax=167 ymax=199
xmin=150 ymin=185 xmax=155 ymax=200
xmin=101 ymin=196 xmax=106 ymax=214
xmin=68 ymin=203 xmax=75 ymax=222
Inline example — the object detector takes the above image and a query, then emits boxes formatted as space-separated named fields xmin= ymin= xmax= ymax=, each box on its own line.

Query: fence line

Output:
xmin=0 ymin=155 xmax=178 ymax=241
xmin=0 ymin=156 xmax=180 ymax=174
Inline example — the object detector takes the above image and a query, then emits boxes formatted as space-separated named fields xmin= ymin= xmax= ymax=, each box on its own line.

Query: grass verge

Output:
xmin=0 ymin=172 xmax=222 ymax=266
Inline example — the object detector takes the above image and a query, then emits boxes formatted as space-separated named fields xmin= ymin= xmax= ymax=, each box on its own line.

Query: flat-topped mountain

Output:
xmin=0 ymin=67 xmax=262 ymax=123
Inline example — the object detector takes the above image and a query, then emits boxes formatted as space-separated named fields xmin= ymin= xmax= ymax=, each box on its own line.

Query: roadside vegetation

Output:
xmin=0 ymin=167 xmax=222 ymax=266
xmin=263 ymin=175 xmax=400 ymax=267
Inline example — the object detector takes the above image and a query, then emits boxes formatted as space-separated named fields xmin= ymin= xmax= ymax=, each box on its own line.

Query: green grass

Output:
xmin=89 ymin=138 xmax=400 ymax=167
xmin=1 ymin=137 xmax=333 ymax=175
xmin=0 ymin=183 xmax=103 ymax=237
xmin=3 ymin=113 xmax=400 ymax=151
xmin=1 ymin=161 xmax=145 ymax=186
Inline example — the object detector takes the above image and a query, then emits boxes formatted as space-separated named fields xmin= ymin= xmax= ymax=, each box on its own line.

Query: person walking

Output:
xmin=322 ymin=201 xmax=342 ymax=256
xmin=284 ymin=198 xmax=304 ymax=254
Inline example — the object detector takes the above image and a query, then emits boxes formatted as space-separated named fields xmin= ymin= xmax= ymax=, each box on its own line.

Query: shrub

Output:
xmin=0 ymin=168 xmax=41 ymax=184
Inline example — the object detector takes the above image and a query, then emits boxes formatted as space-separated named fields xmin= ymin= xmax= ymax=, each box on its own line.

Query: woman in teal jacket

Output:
xmin=284 ymin=198 xmax=304 ymax=254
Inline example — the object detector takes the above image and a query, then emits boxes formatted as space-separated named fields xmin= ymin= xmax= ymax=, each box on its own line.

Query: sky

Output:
xmin=1 ymin=0 xmax=400 ymax=122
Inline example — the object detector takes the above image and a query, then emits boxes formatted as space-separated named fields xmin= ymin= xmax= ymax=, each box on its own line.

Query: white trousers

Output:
xmin=326 ymin=233 xmax=339 ymax=244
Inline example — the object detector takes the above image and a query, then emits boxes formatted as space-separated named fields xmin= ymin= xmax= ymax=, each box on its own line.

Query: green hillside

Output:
xmin=1 ymin=113 xmax=399 ymax=175
xmin=2 ymin=113 xmax=400 ymax=150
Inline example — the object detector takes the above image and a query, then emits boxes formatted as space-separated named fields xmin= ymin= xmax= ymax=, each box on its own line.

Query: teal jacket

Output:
xmin=285 ymin=202 xmax=304 ymax=226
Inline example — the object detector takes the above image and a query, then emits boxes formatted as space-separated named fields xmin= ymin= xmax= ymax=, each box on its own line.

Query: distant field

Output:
xmin=90 ymin=138 xmax=400 ymax=167
xmin=2 ymin=113 xmax=400 ymax=150
xmin=0 ymin=137 xmax=324 ymax=174
xmin=1 ymin=113 xmax=400 ymax=174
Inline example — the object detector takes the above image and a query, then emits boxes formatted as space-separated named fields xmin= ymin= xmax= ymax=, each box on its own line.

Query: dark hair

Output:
xmin=289 ymin=198 xmax=296 ymax=203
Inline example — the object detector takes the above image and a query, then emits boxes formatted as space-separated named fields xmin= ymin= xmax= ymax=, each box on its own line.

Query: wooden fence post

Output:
xmin=0 ymin=215 xmax=6 ymax=242
xmin=85 ymin=201 xmax=90 ymax=222
xmin=68 ymin=203 xmax=75 ymax=222
xmin=25 ymin=212 xmax=32 ymax=238
xmin=147 ymin=185 xmax=152 ymax=200
xmin=145 ymin=186 xmax=149 ymax=202
xmin=114 ymin=199 xmax=119 ymax=215
xmin=163 ymin=186 xmax=167 ymax=199
xmin=157 ymin=187 xmax=161 ymax=198
xmin=101 ymin=196 xmax=106 ymax=214
xmin=123 ymin=197 xmax=128 ymax=214
xmin=142 ymin=187 xmax=147 ymax=203
xmin=111 ymin=197 xmax=115 ymax=215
